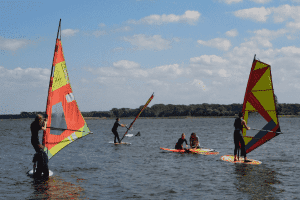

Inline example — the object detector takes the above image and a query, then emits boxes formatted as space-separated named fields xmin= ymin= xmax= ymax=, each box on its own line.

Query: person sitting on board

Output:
xmin=234 ymin=112 xmax=250 ymax=162
xmin=175 ymin=133 xmax=188 ymax=149
xmin=30 ymin=114 xmax=47 ymax=153
xmin=112 ymin=118 xmax=126 ymax=143
xmin=32 ymin=149 xmax=49 ymax=178
xmin=189 ymin=132 xmax=200 ymax=149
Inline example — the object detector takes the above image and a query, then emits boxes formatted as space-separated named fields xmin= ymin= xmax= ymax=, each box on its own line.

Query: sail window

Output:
xmin=66 ymin=93 xmax=75 ymax=103
xmin=51 ymin=102 xmax=68 ymax=135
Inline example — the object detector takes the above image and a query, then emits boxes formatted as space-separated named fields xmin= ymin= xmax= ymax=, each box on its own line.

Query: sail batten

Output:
xmin=242 ymin=56 xmax=280 ymax=154
xmin=42 ymin=22 xmax=91 ymax=160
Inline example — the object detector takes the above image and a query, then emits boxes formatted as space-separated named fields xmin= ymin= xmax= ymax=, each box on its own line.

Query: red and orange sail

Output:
xmin=42 ymin=21 xmax=91 ymax=160
xmin=242 ymin=56 xmax=281 ymax=154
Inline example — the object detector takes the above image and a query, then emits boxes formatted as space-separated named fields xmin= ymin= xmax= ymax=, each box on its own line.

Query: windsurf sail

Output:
xmin=242 ymin=55 xmax=281 ymax=154
xmin=42 ymin=19 xmax=91 ymax=160
xmin=120 ymin=93 xmax=154 ymax=142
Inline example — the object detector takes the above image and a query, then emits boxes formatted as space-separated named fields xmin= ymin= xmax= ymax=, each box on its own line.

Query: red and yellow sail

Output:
xmin=42 ymin=23 xmax=91 ymax=160
xmin=242 ymin=56 xmax=281 ymax=154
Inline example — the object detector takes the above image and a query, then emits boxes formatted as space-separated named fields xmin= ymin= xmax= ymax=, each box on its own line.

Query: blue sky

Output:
xmin=1 ymin=0 xmax=300 ymax=114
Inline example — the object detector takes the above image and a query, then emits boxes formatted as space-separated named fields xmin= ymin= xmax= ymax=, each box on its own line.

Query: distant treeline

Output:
xmin=2 ymin=103 xmax=299 ymax=119
xmin=83 ymin=103 xmax=297 ymax=118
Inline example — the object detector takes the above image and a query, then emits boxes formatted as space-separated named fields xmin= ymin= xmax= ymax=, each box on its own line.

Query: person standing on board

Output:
xmin=175 ymin=133 xmax=188 ymax=149
xmin=31 ymin=114 xmax=47 ymax=153
xmin=112 ymin=118 xmax=126 ymax=144
xmin=189 ymin=133 xmax=200 ymax=149
xmin=234 ymin=112 xmax=250 ymax=162
xmin=30 ymin=114 xmax=49 ymax=178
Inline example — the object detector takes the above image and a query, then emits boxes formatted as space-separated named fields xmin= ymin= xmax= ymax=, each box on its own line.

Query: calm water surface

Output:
xmin=0 ymin=117 xmax=299 ymax=199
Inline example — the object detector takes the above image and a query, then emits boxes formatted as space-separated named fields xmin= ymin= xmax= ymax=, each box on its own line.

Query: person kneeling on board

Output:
xmin=234 ymin=112 xmax=250 ymax=162
xmin=112 ymin=118 xmax=126 ymax=143
xmin=175 ymin=133 xmax=188 ymax=149
xmin=32 ymin=149 xmax=49 ymax=178
xmin=190 ymin=132 xmax=200 ymax=149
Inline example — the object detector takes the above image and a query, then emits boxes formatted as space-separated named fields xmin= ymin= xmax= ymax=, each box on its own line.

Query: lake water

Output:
xmin=0 ymin=117 xmax=299 ymax=199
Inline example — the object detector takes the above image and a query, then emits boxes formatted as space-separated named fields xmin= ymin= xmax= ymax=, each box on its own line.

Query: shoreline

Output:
xmin=84 ymin=115 xmax=299 ymax=120
xmin=1 ymin=115 xmax=298 ymax=121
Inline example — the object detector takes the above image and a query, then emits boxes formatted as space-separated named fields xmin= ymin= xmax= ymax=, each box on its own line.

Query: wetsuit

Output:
xmin=30 ymin=120 xmax=42 ymax=153
xmin=32 ymin=151 xmax=49 ymax=178
xmin=234 ymin=117 xmax=246 ymax=158
xmin=112 ymin=121 xmax=121 ymax=143
xmin=175 ymin=138 xmax=188 ymax=149
xmin=190 ymin=135 xmax=200 ymax=148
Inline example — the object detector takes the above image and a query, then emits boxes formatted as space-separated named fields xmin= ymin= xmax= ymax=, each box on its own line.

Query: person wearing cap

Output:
xmin=111 ymin=118 xmax=126 ymax=144
xmin=234 ymin=112 xmax=250 ymax=162
xmin=30 ymin=114 xmax=47 ymax=153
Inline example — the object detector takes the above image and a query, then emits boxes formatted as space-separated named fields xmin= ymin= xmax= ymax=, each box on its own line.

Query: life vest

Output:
xmin=190 ymin=135 xmax=198 ymax=147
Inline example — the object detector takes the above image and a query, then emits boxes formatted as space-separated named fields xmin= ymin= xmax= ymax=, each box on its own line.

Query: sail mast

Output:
xmin=120 ymin=93 xmax=154 ymax=142
xmin=43 ymin=19 xmax=61 ymax=149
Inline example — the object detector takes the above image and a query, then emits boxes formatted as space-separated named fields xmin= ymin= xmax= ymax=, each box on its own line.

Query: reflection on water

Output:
xmin=32 ymin=176 xmax=84 ymax=199
xmin=234 ymin=164 xmax=284 ymax=199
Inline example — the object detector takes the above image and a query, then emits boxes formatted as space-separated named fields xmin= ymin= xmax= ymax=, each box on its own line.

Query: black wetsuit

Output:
xmin=32 ymin=151 xmax=49 ymax=178
xmin=175 ymin=138 xmax=188 ymax=149
xmin=112 ymin=121 xmax=121 ymax=143
xmin=30 ymin=120 xmax=42 ymax=153
xmin=234 ymin=117 xmax=246 ymax=158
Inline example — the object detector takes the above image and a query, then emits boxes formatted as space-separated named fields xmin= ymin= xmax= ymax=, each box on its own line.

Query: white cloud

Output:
xmin=218 ymin=69 xmax=230 ymax=77
xmin=271 ymin=4 xmax=300 ymax=29
xmin=222 ymin=0 xmax=243 ymax=4
xmin=278 ymin=46 xmax=300 ymax=56
xmin=253 ymin=28 xmax=287 ymax=38
xmin=271 ymin=5 xmax=299 ymax=23
xmin=173 ymin=37 xmax=180 ymax=42
xmin=197 ymin=38 xmax=231 ymax=51
xmin=0 ymin=66 xmax=52 ymax=114
xmin=128 ymin=10 xmax=201 ymax=25
xmin=190 ymin=79 xmax=207 ymax=91
xmin=234 ymin=5 xmax=300 ymax=30
xmin=250 ymin=0 xmax=271 ymax=3
xmin=111 ymin=26 xmax=131 ymax=33
xmin=247 ymin=28 xmax=288 ymax=48
xmin=113 ymin=60 xmax=140 ymax=69
xmin=189 ymin=55 xmax=230 ymax=78
xmin=234 ymin=7 xmax=271 ymax=22
xmin=93 ymin=30 xmax=107 ymax=37
xmin=190 ymin=55 xmax=227 ymax=65
xmin=123 ymin=34 xmax=171 ymax=51
xmin=0 ymin=37 xmax=30 ymax=51
xmin=0 ymin=66 xmax=50 ymax=87
xmin=98 ymin=23 xmax=106 ymax=27
xmin=112 ymin=47 xmax=124 ymax=52
xmin=286 ymin=21 xmax=300 ymax=29
xmin=61 ymin=29 xmax=79 ymax=37
xmin=226 ymin=29 xmax=238 ymax=37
